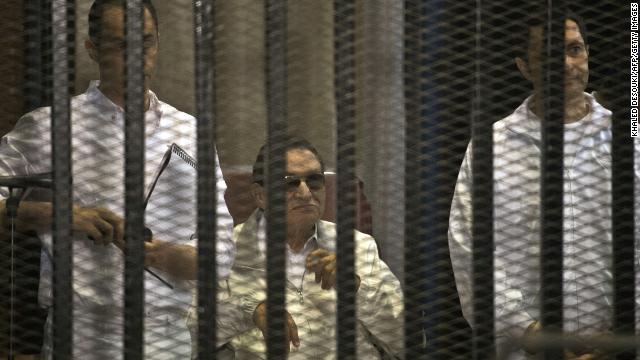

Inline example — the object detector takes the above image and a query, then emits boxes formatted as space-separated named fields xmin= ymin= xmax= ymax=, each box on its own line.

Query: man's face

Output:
xmin=89 ymin=5 xmax=159 ymax=93
xmin=518 ymin=19 xmax=589 ymax=98
xmin=256 ymin=148 xmax=326 ymax=231
xmin=284 ymin=149 xmax=325 ymax=229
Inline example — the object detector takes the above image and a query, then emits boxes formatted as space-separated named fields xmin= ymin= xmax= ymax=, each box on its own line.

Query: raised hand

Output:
xmin=306 ymin=248 xmax=337 ymax=290
xmin=306 ymin=248 xmax=361 ymax=291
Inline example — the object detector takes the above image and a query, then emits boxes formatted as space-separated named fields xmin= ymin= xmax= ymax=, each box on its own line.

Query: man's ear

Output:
xmin=85 ymin=39 xmax=98 ymax=62
xmin=515 ymin=57 xmax=531 ymax=81
xmin=251 ymin=183 xmax=266 ymax=210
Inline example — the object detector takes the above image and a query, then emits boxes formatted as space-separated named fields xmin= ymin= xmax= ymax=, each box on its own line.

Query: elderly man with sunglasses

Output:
xmin=188 ymin=137 xmax=404 ymax=359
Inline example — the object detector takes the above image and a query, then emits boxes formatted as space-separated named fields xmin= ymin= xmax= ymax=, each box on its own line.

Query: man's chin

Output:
xmin=564 ymin=84 xmax=586 ymax=97
xmin=288 ymin=212 xmax=320 ymax=225
xmin=564 ymin=77 xmax=586 ymax=89
xmin=144 ymin=75 xmax=154 ymax=88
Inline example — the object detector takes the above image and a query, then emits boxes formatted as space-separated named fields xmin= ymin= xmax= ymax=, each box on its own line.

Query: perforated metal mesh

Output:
xmin=0 ymin=1 xmax=637 ymax=359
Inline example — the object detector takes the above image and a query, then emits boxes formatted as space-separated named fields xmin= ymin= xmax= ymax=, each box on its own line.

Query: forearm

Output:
xmin=0 ymin=199 xmax=52 ymax=234
xmin=145 ymin=240 xmax=197 ymax=280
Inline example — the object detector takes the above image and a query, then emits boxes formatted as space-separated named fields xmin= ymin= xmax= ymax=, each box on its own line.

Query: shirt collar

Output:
xmin=287 ymin=225 xmax=318 ymax=254
xmin=505 ymin=92 xmax=611 ymax=141
xmin=85 ymin=80 xmax=164 ymax=127
xmin=255 ymin=210 xmax=319 ymax=254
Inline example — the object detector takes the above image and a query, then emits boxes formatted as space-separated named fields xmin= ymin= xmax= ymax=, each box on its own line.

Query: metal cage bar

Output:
xmin=404 ymin=0 xmax=428 ymax=358
xmin=539 ymin=3 xmax=565 ymax=359
xmin=24 ymin=0 xmax=53 ymax=112
xmin=51 ymin=0 xmax=74 ymax=358
xmin=265 ymin=0 xmax=288 ymax=358
xmin=334 ymin=0 xmax=357 ymax=358
xmin=471 ymin=0 xmax=495 ymax=358
xmin=123 ymin=0 xmax=145 ymax=358
xmin=194 ymin=0 xmax=219 ymax=359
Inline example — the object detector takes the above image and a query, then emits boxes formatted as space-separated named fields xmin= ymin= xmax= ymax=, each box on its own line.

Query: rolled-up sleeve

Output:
xmin=0 ymin=111 xmax=52 ymax=199
xmin=355 ymin=233 xmax=405 ymax=357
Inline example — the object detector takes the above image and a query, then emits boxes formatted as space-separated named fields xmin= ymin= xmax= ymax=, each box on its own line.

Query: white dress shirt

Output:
xmin=0 ymin=81 xmax=235 ymax=359
xmin=188 ymin=209 xmax=405 ymax=359
xmin=449 ymin=93 xmax=640 ymax=359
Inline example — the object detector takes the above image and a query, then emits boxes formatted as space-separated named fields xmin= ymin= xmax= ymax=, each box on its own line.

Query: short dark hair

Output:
xmin=511 ymin=7 xmax=588 ymax=60
xmin=252 ymin=136 xmax=326 ymax=185
xmin=88 ymin=0 xmax=159 ymax=45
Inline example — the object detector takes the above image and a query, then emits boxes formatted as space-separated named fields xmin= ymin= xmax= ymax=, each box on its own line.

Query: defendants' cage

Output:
xmin=0 ymin=0 xmax=635 ymax=359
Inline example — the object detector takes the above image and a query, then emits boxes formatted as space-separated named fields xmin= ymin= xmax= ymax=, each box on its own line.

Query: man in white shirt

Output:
xmin=188 ymin=137 xmax=404 ymax=359
xmin=448 ymin=10 xmax=638 ymax=359
xmin=0 ymin=0 xmax=234 ymax=358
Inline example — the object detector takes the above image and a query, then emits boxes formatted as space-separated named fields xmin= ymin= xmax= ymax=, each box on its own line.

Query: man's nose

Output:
xmin=144 ymin=49 xmax=156 ymax=69
xmin=564 ymin=54 xmax=581 ymax=71
xmin=144 ymin=53 xmax=154 ymax=68
xmin=293 ymin=180 xmax=313 ymax=198
xmin=565 ymin=55 xmax=573 ymax=68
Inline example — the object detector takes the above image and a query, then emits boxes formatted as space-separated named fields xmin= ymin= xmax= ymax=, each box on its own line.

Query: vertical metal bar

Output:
xmin=422 ymin=1 xmax=476 ymax=357
xmin=334 ymin=0 xmax=357 ymax=358
xmin=22 ymin=0 xmax=54 ymax=112
xmin=471 ymin=1 xmax=495 ymax=358
xmin=124 ymin=0 xmax=145 ymax=358
xmin=23 ymin=0 xmax=45 ymax=112
xmin=611 ymin=4 xmax=635 ymax=359
xmin=404 ymin=0 xmax=428 ymax=358
xmin=42 ymin=0 xmax=55 ymax=108
xmin=51 ymin=0 xmax=73 ymax=358
xmin=265 ymin=0 xmax=288 ymax=358
xmin=194 ymin=0 xmax=218 ymax=359
xmin=540 ymin=3 xmax=564 ymax=359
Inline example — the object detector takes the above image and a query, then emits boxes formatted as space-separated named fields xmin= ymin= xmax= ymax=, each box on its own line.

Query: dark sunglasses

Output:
xmin=284 ymin=173 xmax=325 ymax=191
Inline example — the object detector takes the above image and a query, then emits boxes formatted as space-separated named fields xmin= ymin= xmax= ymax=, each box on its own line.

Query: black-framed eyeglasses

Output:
xmin=284 ymin=173 xmax=325 ymax=191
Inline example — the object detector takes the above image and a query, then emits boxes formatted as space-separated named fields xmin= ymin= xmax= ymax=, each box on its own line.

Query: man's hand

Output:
xmin=72 ymin=206 xmax=124 ymax=247
xmin=253 ymin=302 xmax=300 ymax=353
xmin=143 ymin=239 xmax=197 ymax=280
xmin=306 ymin=248 xmax=361 ymax=291
xmin=523 ymin=321 xmax=611 ymax=359
xmin=3 ymin=201 xmax=124 ymax=246
xmin=565 ymin=330 xmax=614 ymax=360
